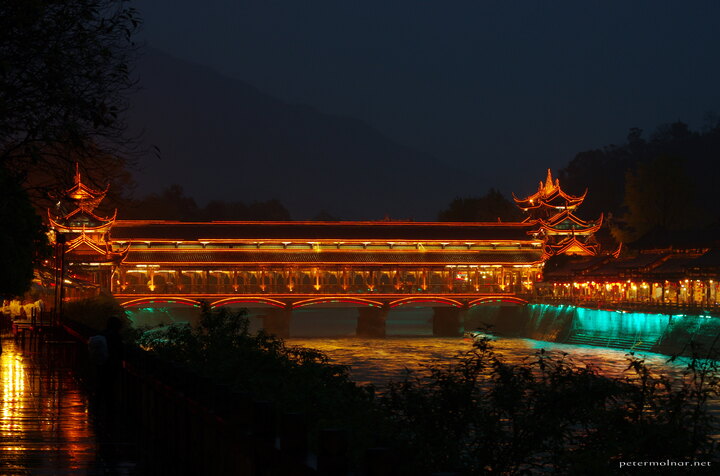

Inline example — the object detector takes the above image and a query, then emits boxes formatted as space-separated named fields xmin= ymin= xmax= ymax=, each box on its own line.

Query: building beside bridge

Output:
xmin=47 ymin=168 xmax=602 ymax=336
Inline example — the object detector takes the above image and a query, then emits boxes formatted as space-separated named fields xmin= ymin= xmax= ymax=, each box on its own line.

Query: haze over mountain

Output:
xmin=128 ymin=49 xmax=480 ymax=220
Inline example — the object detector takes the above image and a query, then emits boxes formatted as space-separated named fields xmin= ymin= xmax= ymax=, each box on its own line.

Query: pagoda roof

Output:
xmin=121 ymin=249 xmax=544 ymax=266
xmin=689 ymin=248 xmax=720 ymax=269
xmin=546 ymin=236 xmax=598 ymax=256
xmin=541 ymin=211 xmax=603 ymax=234
xmin=110 ymin=220 xmax=542 ymax=243
xmin=49 ymin=208 xmax=116 ymax=232
xmin=630 ymin=227 xmax=720 ymax=251
xmin=64 ymin=164 xmax=109 ymax=212
xmin=645 ymin=255 xmax=702 ymax=278
xmin=542 ymin=255 xmax=610 ymax=280
xmin=513 ymin=169 xmax=586 ymax=210
xmin=65 ymin=232 xmax=128 ymax=263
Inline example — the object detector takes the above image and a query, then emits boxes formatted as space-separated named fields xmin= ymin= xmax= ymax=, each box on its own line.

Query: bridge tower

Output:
xmin=514 ymin=169 xmax=602 ymax=256
xmin=47 ymin=164 xmax=127 ymax=291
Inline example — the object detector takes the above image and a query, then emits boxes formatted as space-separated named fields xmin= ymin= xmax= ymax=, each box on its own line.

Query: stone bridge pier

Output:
xmin=356 ymin=306 xmax=389 ymax=338
xmin=432 ymin=307 xmax=466 ymax=337
xmin=259 ymin=307 xmax=293 ymax=339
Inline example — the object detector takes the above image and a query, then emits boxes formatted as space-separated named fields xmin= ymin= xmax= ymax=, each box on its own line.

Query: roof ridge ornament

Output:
xmin=542 ymin=168 xmax=556 ymax=196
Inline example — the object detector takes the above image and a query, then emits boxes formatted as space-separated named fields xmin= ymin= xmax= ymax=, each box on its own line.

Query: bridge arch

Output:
xmin=468 ymin=296 xmax=528 ymax=307
xmin=120 ymin=297 xmax=202 ymax=308
xmin=389 ymin=296 xmax=463 ymax=308
xmin=211 ymin=297 xmax=286 ymax=309
xmin=291 ymin=297 xmax=384 ymax=309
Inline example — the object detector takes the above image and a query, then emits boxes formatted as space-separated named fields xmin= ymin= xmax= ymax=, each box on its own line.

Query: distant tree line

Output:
xmin=437 ymin=188 xmax=523 ymax=222
xmin=438 ymin=119 xmax=720 ymax=245
xmin=119 ymin=184 xmax=292 ymax=221
xmin=558 ymin=120 xmax=720 ymax=243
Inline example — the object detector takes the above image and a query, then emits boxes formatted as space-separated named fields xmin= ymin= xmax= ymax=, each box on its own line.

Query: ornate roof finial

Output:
xmin=543 ymin=168 xmax=556 ymax=195
xmin=74 ymin=162 xmax=81 ymax=185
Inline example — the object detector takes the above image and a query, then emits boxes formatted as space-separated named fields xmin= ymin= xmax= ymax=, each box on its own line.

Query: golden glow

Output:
xmin=1 ymin=338 xmax=95 ymax=470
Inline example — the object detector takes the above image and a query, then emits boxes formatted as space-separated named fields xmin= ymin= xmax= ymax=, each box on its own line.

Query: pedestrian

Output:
xmin=92 ymin=316 xmax=124 ymax=432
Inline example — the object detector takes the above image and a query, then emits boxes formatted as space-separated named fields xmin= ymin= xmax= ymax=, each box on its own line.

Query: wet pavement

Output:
xmin=0 ymin=332 xmax=136 ymax=475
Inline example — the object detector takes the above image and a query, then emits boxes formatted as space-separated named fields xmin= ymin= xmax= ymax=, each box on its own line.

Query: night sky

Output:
xmin=132 ymin=1 xmax=720 ymax=219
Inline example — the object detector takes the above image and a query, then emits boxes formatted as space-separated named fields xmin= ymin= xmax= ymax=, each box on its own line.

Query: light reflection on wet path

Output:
xmin=0 ymin=335 xmax=98 ymax=475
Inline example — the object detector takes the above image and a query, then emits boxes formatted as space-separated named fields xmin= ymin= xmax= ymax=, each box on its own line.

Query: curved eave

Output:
xmin=555 ymin=187 xmax=587 ymax=204
xmin=512 ymin=191 xmax=543 ymax=207
xmin=549 ymin=237 xmax=598 ymax=256
xmin=49 ymin=220 xmax=114 ymax=234
xmin=56 ymin=206 xmax=116 ymax=224
xmin=544 ymin=211 xmax=603 ymax=230
xmin=513 ymin=184 xmax=586 ymax=208
xmin=67 ymin=181 xmax=109 ymax=201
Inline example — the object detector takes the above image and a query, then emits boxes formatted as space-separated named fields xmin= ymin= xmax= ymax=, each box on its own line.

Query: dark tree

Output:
xmin=313 ymin=210 xmax=340 ymax=221
xmin=0 ymin=0 xmax=141 ymax=199
xmin=0 ymin=167 xmax=48 ymax=297
xmin=559 ymin=121 xmax=720 ymax=234
xmin=618 ymin=155 xmax=700 ymax=242
xmin=123 ymin=185 xmax=292 ymax=221
xmin=438 ymin=188 xmax=522 ymax=222
xmin=123 ymin=185 xmax=199 ymax=221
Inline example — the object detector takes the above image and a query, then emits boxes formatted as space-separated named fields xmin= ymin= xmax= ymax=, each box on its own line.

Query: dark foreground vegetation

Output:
xmin=103 ymin=305 xmax=719 ymax=475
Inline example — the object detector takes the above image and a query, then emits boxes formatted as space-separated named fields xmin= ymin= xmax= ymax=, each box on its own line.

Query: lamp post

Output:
xmin=53 ymin=233 xmax=67 ymax=327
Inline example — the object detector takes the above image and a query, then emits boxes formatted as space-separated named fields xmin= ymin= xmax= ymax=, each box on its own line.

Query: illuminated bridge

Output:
xmin=49 ymin=169 xmax=602 ymax=337
xmin=105 ymin=221 xmax=540 ymax=336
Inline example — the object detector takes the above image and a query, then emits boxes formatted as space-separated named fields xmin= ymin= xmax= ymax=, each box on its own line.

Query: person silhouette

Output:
xmin=94 ymin=316 xmax=124 ymax=432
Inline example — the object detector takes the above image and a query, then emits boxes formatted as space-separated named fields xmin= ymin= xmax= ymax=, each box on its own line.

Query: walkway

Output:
xmin=0 ymin=332 xmax=136 ymax=475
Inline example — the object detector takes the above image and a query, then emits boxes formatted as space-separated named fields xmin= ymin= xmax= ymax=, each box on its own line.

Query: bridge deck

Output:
xmin=115 ymin=292 xmax=529 ymax=308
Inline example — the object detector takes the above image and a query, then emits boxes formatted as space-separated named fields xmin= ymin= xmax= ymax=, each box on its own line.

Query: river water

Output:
xmin=286 ymin=336 xmax=693 ymax=389
xmin=127 ymin=303 xmax=718 ymax=390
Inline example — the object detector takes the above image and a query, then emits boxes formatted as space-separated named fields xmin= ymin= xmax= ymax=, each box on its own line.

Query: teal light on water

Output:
xmin=574 ymin=307 xmax=667 ymax=338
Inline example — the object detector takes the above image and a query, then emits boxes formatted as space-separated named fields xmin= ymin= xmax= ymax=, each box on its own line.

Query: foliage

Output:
xmin=438 ymin=188 xmax=522 ymax=222
xmin=0 ymin=166 xmax=48 ymax=297
xmin=559 ymin=121 xmax=720 ymax=241
xmin=63 ymin=293 xmax=133 ymax=336
xmin=0 ymin=0 xmax=141 ymax=201
xmin=618 ymin=155 xmax=700 ymax=242
xmin=137 ymin=305 xmax=378 ymax=440
xmin=134 ymin=308 xmax=720 ymax=474
xmin=122 ymin=184 xmax=292 ymax=220
xmin=381 ymin=337 xmax=719 ymax=474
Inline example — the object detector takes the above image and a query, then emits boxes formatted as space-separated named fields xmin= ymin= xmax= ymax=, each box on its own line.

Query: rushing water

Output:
xmin=127 ymin=303 xmax=719 ymax=389
xmin=286 ymin=336 xmax=693 ymax=389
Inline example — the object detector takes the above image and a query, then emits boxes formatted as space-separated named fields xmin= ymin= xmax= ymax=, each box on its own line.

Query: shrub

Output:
xmin=380 ymin=337 xmax=719 ymax=474
xmin=63 ymin=293 xmax=133 ymax=335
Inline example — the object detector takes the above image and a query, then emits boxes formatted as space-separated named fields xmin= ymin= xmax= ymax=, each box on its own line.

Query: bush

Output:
xmin=63 ymin=293 xmax=133 ymax=335
xmin=380 ymin=337 xmax=720 ymax=474
xmin=137 ymin=305 xmax=380 ymax=452
xmin=135 ymin=306 xmax=720 ymax=474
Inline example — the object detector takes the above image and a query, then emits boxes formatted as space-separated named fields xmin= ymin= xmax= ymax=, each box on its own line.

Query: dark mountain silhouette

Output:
xmin=127 ymin=48 xmax=470 ymax=220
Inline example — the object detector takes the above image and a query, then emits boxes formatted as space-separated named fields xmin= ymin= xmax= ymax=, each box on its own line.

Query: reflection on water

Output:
xmin=0 ymin=337 xmax=97 ymax=475
xmin=287 ymin=336 xmax=693 ymax=389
